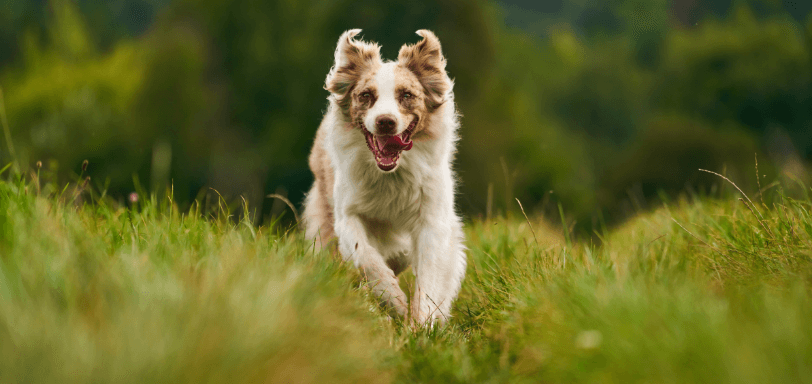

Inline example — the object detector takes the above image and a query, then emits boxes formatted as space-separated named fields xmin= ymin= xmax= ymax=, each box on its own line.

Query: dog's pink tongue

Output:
xmin=392 ymin=134 xmax=413 ymax=150
xmin=378 ymin=135 xmax=413 ymax=152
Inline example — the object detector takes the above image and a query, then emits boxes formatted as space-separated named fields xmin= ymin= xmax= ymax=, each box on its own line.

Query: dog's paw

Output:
xmin=409 ymin=309 xmax=447 ymax=330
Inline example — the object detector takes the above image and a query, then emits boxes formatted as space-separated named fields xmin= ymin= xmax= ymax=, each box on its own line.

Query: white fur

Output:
xmin=363 ymin=65 xmax=408 ymax=135
xmin=304 ymin=33 xmax=467 ymax=327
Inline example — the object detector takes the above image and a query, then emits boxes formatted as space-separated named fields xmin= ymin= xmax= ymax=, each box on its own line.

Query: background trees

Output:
xmin=1 ymin=0 xmax=810 ymax=231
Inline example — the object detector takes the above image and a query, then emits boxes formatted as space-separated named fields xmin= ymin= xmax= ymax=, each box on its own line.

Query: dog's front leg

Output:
xmin=411 ymin=221 xmax=467 ymax=327
xmin=336 ymin=215 xmax=409 ymax=317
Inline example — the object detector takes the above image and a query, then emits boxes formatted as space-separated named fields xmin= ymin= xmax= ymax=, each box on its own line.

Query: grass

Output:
xmin=1 ymin=171 xmax=811 ymax=383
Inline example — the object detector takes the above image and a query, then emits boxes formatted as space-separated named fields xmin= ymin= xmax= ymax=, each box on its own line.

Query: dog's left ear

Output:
xmin=398 ymin=30 xmax=452 ymax=111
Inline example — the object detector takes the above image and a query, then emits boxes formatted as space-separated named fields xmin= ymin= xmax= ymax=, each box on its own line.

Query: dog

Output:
xmin=302 ymin=29 xmax=466 ymax=326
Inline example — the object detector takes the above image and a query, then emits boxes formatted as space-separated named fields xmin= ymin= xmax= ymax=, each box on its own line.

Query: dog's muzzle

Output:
xmin=363 ymin=119 xmax=417 ymax=171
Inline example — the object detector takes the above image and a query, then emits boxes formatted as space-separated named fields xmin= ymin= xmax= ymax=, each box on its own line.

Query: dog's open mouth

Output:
xmin=363 ymin=119 xmax=417 ymax=171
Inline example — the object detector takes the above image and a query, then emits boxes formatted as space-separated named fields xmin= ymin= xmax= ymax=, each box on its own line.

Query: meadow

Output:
xmin=1 ymin=168 xmax=811 ymax=383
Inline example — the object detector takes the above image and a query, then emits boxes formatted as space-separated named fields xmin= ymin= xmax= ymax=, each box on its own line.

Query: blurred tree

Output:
xmin=75 ymin=0 xmax=172 ymax=49
xmin=2 ymin=0 xmax=146 ymax=183
xmin=0 ymin=0 xmax=49 ymax=67
xmin=469 ymin=28 xmax=597 ymax=218
xmin=0 ymin=0 xmax=169 ymax=68
xmin=599 ymin=115 xmax=765 ymax=214
xmin=1 ymin=0 xmax=810 ymax=232
xmin=654 ymin=7 xmax=812 ymax=157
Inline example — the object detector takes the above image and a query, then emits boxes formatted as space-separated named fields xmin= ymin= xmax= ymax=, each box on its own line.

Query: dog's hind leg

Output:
xmin=303 ymin=182 xmax=335 ymax=251
xmin=337 ymin=215 xmax=409 ymax=317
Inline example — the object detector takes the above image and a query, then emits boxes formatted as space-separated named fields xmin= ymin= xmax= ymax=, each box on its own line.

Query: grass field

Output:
xmin=1 ymin=171 xmax=811 ymax=383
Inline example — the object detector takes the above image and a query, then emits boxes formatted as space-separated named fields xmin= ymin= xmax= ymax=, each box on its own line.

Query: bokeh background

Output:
xmin=1 ymin=0 xmax=811 ymax=231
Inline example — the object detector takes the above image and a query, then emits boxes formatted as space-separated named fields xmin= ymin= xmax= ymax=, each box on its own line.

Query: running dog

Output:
xmin=303 ymin=29 xmax=466 ymax=326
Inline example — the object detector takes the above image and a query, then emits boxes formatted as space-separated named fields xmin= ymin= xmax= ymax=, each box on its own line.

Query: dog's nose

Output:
xmin=375 ymin=115 xmax=397 ymax=135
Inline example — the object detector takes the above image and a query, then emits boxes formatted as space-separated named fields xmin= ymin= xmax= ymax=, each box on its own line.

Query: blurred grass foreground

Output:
xmin=1 ymin=156 xmax=812 ymax=382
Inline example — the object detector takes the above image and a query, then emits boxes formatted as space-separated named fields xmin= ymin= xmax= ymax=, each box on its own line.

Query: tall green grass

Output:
xmin=1 ymin=171 xmax=811 ymax=383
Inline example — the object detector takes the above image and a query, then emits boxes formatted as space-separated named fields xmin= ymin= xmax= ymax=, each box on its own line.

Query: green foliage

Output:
xmin=3 ymin=37 xmax=146 ymax=190
xmin=654 ymin=8 xmax=812 ymax=148
xmin=0 ymin=0 xmax=811 ymax=230
xmin=598 ymin=114 xmax=763 ymax=212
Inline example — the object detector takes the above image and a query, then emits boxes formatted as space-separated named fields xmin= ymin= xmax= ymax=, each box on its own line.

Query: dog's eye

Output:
xmin=360 ymin=92 xmax=371 ymax=99
xmin=403 ymin=92 xmax=413 ymax=99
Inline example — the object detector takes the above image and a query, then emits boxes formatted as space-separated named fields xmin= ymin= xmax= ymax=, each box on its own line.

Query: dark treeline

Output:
xmin=1 ymin=0 xmax=811 ymax=232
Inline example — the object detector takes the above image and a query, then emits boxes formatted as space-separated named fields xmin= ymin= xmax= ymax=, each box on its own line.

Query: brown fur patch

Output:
xmin=393 ymin=65 xmax=435 ymax=140
xmin=325 ymin=31 xmax=383 ymax=118
xmin=307 ymin=122 xmax=335 ymax=243
xmin=397 ymin=30 xmax=451 ymax=112
xmin=348 ymin=74 xmax=379 ymax=131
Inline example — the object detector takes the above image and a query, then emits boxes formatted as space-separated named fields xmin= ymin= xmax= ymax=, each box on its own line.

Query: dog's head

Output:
xmin=325 ymin=29 xmax=452 ymax=172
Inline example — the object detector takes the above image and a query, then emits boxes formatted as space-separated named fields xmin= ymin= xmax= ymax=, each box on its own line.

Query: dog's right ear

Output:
xmin=325 ymin=29 xmax=381 ymax=110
